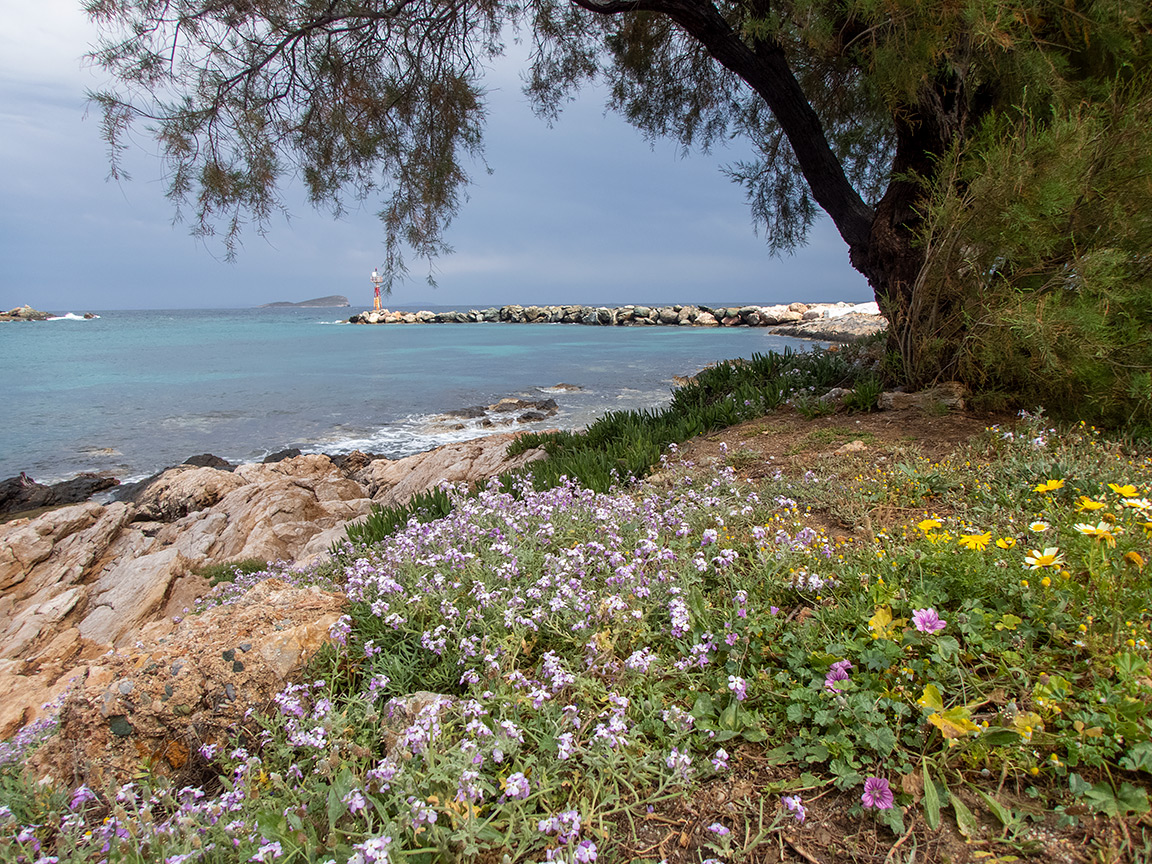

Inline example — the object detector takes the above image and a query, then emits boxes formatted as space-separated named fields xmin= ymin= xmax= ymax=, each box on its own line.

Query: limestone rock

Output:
xmin=130 ymin=466 xmax=250 ymax=522
xmin=30 ymin=578 xmax=345 ymax=789
xmin=355 ymin=432 xmax=548 ymax=508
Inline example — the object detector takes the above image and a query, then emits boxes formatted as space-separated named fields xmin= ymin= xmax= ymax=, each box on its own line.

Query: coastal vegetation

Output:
xmin=2 ymin=362 xmax=1150 ymax=861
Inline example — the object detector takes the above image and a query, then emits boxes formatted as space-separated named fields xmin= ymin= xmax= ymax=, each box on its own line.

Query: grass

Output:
xmin=2 ymin=407 xmax=1151 ymax=861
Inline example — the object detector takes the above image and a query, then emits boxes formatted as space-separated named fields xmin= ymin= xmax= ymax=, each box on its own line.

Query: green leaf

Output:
xmin=719 ymin=701 xmax=738 ymax=731
xmin=691 ymin=692 xmax=716 ymax=720
xmin=1117 ymin=783 xmax=1151 ymax=816
xmin=762 ymin=745 xmax=792 ymax=765
xmin=1069 ymin=772 xmax=1094 ymax=797
xmin=975 ymin=788 xmax=1015 ymax=827
xmin=922 ymin=758 xmax=941 ymax=830
xmin=952 ymin=795 xmax=978 ymax=839
xmin=1120 ymin=741 xmax=1152 ymax=773
xmin=327 ymin=784 xmax=346 ymax=829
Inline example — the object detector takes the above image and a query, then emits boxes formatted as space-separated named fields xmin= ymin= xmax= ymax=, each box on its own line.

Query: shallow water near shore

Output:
xmin=1 ymin=306 xmax=823 ymax=483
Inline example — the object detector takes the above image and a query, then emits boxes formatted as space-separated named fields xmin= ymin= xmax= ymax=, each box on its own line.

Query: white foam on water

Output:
xmin=45 ymin=312 xmax=99 ymax=321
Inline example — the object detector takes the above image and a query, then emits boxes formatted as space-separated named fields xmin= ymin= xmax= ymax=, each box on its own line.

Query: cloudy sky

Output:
xmin=0 ymin=1 xmax=872 ymax=311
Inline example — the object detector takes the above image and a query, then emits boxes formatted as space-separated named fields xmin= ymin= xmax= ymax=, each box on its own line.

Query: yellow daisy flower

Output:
xmin=995 ymin=537 xmax=1017 ymax=549
xmin=1075 ymin=496 xmax=1106 ymax=512
xmin=958 ymin=531 xmax=992 ymax=551
xmin=917 ymin=517 xmax=943 ymax=534
xmin=1034 ymin=479 xmax=1065 ymax=494
xmin=1108 ymin=483 xmax=1139 ymax=497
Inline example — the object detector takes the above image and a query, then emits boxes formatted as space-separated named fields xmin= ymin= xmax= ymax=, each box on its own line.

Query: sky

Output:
xmin=0 ymin=0 xmax=873 ymax=311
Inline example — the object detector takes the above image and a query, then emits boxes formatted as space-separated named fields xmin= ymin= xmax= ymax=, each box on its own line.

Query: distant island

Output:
xmin=260 ymin=295 xmax=350 ymax=308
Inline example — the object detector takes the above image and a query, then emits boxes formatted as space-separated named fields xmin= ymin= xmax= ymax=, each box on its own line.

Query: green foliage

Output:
xmin=343 ymin=485 xmax=454 ymax=547
xmin=513 ymin=348 xmax=864 ymax=492
xmin=913 ymin=80 xmax=1152 ymax=433
xmin=193 ymin=557 xmax=268 ymax=586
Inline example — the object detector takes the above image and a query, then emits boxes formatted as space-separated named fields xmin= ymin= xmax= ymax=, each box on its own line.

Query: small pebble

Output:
xmin=238 ymin=642 xmax=252 ymax=653
xmin=222 ymin=649 xmax=235 ymax=662
xmin=225 ymin=683 xmax=236 ymax=701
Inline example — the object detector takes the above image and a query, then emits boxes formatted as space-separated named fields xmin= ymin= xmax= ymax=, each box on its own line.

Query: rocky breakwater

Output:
xmin=1 ymin=305 xmax=52 ymax=322
xmin=348 ymin=301 xmax=886 ymax=341
xmin=0 ymin=433 xmax=546 ymax=744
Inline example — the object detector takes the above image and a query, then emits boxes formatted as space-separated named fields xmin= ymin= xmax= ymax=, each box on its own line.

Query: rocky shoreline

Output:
xmin=0 ymin=432 xmax=550 ymax=739
xmin=348 ymin=300 xmax=886 ymax=342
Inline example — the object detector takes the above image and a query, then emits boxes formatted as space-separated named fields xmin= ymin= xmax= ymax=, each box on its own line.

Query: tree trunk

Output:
xmin=577 ymin=0 xmax=972 ymax=386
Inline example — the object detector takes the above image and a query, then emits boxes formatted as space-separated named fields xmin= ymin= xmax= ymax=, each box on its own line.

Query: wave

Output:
xmin=46 ymin=312 xmax=100 ymax=321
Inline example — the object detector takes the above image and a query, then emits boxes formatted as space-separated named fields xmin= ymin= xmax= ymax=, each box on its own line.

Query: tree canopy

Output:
xmin=87 ymin=0 xmax=1152 ymax=423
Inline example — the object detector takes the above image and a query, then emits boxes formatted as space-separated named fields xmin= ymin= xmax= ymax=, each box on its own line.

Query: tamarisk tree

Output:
xmin=88 ymin=0 xmax=1152 ymax=396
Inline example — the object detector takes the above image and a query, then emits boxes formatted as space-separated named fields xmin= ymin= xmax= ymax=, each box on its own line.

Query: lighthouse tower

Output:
xmin=370 ymin=269 xmax=384 ymax=311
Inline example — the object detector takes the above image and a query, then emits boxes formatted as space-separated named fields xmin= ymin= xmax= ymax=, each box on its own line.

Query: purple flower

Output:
xmin=503 ymin=772 xmax=531 ymax=800
xmin=68 ymin=785 xmax=98 ymax=811
xmin=912 ymin=608 xmax=946 ymax=634
xmin=781 ymin=794 xmax=806 ymax=823
xmin=711 ymin=748 xmax=730 ymax=771
xmin=824 ymin=659 xmax=853 ymax=693
xmin=861 ymin=776 xmax=894 ymax=810
xmin=707 ymin=822 xmax=730 ymax=836
xmin=728 ymin=675 xmax=747 ymax=701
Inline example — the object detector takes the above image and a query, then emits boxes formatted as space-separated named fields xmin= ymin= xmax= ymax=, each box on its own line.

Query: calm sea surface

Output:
xmin=0 ymin=307 xmax=823 ymax=483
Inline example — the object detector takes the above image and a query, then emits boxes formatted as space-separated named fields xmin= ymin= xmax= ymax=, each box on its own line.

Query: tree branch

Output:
xmin=574 ymin=0 xmax=875 ymax=252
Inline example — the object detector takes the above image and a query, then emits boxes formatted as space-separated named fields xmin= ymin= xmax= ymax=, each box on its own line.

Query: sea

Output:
xmin=0 ymin=307 xmax=826 ymax=484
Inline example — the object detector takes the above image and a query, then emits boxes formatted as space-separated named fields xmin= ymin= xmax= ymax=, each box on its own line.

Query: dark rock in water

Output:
xmin=518 ymin=411 xmax=548 ymax=422
xmin=0 ymin=472 xmax=119 ymax=517
xmin=183 ymin=453 xmax=234 ymax=471
xmin=0 ymin=474 xmax=53 ymax=515
xmin=263 ymin=448 xmax=302 ymax=464
xmin=50 ymin=474 xmax=119 ymax=503
xmin=443 ymin=405 xmax=488 ymax=419
xmin=109 ymin=473 xmax=162 ymax=505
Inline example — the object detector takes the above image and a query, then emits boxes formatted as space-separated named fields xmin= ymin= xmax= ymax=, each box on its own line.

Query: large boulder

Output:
xmin=130 ymin=465 xmax=249 ymax=522
xmin=354 ymin=432 xmax=548 ymax=508
xmin=30 ymin=578 xmax=345 ymax=789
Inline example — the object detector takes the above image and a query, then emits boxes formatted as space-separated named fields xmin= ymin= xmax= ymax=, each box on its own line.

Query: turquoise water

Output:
xmin=0 ymin=308 xmax=822 ymax=482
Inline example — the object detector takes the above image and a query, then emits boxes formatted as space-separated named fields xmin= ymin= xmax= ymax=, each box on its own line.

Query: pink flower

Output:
xmin=824 ymin=659 xmax=853 ymax=692
xmin=911 ymin=608 xmax=946 ymax=634
xmin=861 ymin=776 xmax=894 ymax=810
